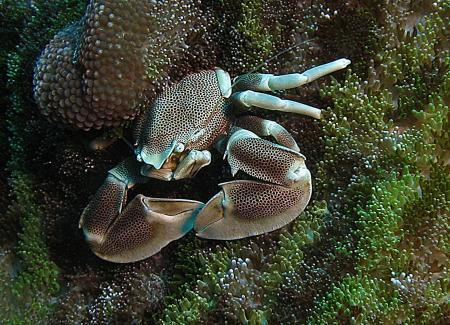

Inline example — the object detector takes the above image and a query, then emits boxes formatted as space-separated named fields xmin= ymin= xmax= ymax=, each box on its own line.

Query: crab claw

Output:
xmin=82 ymin=192 xmax=203 ymax=263
xmin=80 ymin=158 xmax=203 ymax=263
xmin=89 ymin=196 xmax=203 ymax=263
xmin=194 ymin=128 xmax=311 ymax=240
xmin=194 ymin=179 xmax=311 ymax=239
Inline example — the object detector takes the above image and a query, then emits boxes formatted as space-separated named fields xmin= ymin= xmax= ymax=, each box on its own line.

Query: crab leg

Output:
xmin=233 ymin=58 xmax=351 ymax=91
xmin=79 ymin=158 xmax=203 ymax=263
xmin=194 ymin=128 xmax=311 ymax=240
xmin=231 ymin=58 xmax=351 ymax=119
xmin=232 ymin=90 xmax=322 ymax=119
xmin=235 ymin=116 xmax=300 ymax=152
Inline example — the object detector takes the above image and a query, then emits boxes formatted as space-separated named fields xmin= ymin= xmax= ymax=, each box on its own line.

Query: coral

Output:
xmin=86 ymin=269 xmax=165 ymax=324
xmin=235 ymin=0 xmax=278 ymax=70
xmin=316 ymin=6 xmax=381 ymax=77
xmin=308 ymin=168 xmax=449 ymax=324
xmin=206 ymin=0 xmax=315 ymax=74
xmin=160 ymin=201 xmax=326 ymax=324
xmin=0 ymin=0 xmax=29 ymax=108
xmin=161 ymin=1 xmax=449 ymax=323
xmin=1 ymin=0 xmax=89 ymax=322
xmin=3 ymin=113 xmax=61 ymax=322
xmin=1 ymin=0 xmax=448 ymax=324
xmin=0 ymin=162 xmax=10 ymax=238
xmin=33 ymin=0 xmax=208 ymax=130
xmin=0 ymin=0 xmax=29 ymax=247
xmin=51 ymin=262 xmax=166 ymax=324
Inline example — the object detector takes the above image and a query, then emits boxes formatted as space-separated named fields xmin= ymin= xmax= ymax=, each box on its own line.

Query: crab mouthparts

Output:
xmin=135 ymin=141 xmax=179 ymax=169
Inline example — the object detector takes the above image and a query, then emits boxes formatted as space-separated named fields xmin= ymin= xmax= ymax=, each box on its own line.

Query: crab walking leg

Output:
xmin=79 ymin=158 xmax=203 ymax=263
xmin=194 ymin=128 xmax=311 ymax=240
xmin=235 ymin=115 xmax=300 ymax=152
xmin=233 ymin=58 xmax=351 ymax=91
xmin=232 ymin=90 xmax=322 ymax=119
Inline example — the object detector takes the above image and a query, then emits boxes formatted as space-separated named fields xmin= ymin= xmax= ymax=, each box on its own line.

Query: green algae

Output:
xmin=162 ymin=1 xmax=449 ymax=323
xmin=1 ymin=1 xmax=86 ymax=323
xmin=236 ymin=0 xmax=278 ymax=70
xmin=160 ymin=199 xmax=328 ymax=323
xmin=309 ymin=168 xmax=449 ymax=324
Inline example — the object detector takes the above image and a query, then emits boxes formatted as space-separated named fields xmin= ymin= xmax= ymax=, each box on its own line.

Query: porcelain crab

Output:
xmin=79 ymin=59 xmax=351 ymax=263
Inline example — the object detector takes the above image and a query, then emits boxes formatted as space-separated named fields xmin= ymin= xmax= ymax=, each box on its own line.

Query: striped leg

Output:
xmin=233 ymin=58 xmax=351 ymax=91
xmin=231 ymin=58 xmax=351 ymax=119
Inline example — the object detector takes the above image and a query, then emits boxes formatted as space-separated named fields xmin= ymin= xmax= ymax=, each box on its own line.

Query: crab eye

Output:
xmin=174 ymin=142 xmax=185 ymax=153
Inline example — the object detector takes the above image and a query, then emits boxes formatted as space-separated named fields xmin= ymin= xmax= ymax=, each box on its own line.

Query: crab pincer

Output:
xmin=194 ymin=126 xmax=311 ymax=239
xmin=79 ymin=158 xmax=203 ymax=263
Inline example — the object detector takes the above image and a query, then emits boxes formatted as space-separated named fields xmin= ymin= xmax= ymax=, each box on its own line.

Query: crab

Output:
xmin=79 ymin=58 xmax=351 ymax=263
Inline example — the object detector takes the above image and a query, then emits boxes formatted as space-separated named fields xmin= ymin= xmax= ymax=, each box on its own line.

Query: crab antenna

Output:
xmin=110 ymin=127 xmax=135 ymax=151
xmin=120 ymin=135 xmax=134 ymax=151
xmin=248 ymin=39 xmax=318 ymax=75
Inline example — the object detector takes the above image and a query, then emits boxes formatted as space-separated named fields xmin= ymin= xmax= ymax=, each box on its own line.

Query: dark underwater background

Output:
xmin=0 ymin=0 xmax=448 ymax=324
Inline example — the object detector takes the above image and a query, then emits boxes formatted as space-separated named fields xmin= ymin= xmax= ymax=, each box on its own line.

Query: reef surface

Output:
xmin=0 ymin=0 xmax=448 ymax=324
